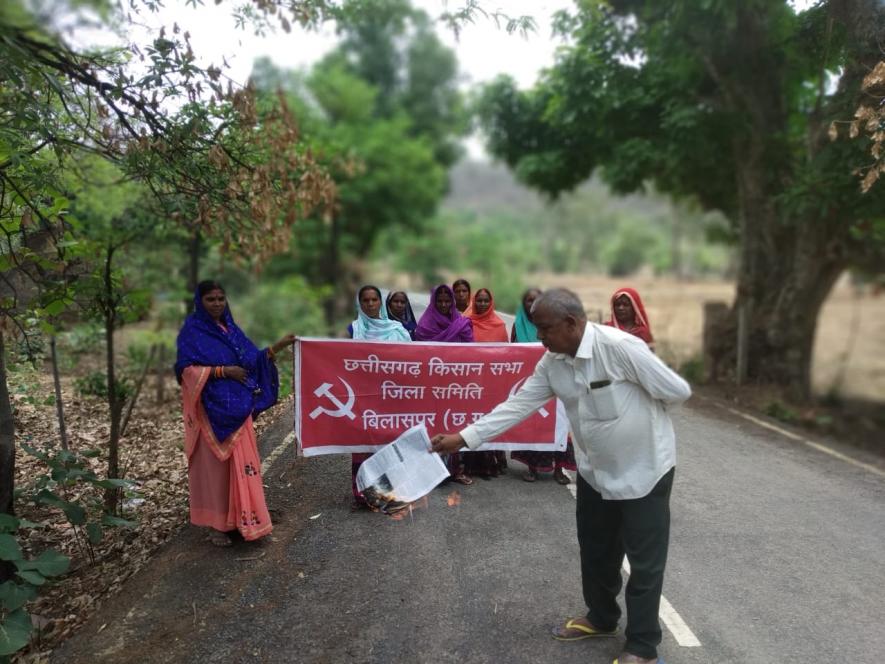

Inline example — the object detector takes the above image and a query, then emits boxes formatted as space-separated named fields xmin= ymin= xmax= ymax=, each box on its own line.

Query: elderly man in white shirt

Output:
xmin=432 ymin=288 xmax=691 ymax=664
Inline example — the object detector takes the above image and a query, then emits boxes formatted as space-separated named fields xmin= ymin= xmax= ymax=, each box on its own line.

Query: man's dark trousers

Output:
xmin=576 ymin=468 xmax=675 ymax=660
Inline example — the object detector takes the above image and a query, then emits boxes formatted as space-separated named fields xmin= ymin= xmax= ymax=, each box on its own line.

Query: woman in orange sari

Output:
xmin=465 ymin=288 xmax=508 ymax=343
xmin=176 ymin=281 xmax=294 ymax=547
xmin=464 ymin=288 xmax=509 ymax=478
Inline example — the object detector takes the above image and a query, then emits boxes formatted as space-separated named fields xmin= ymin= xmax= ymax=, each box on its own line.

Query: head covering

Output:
xmin=350 ymin=286 xmax=411 ymax=341
xmin=513 ymin=288 xmax=541 ymax=342
xmin=465 ymin=288 xmax=508 ymax=342
xmin=605 ymin=287 xmax=654 ymax=344
xmin=415 ymin=284 xmax=474 ymax=342
xmin=175 ymin=286 xmax=279 ymax=443
xmin=385 ymin=291 xmax=418 ymax=340
xmin=452 ymin=278 xmax=471 ymax=313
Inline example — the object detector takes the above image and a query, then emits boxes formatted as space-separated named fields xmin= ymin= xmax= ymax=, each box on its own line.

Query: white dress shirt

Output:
xmin=461 ymin=323 xmax=691 ymax=500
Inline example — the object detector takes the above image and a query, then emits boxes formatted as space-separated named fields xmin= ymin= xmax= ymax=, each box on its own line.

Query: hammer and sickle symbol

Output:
xmin=508 ymin=377 xmax=549 ymax=418
xmin=309 ymin=377 xmax=357 ymax=420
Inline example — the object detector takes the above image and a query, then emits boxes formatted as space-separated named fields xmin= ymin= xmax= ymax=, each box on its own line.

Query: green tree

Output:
xmin=331 ymin=0 xmax=466 ymax=167
xmin=251 ymin=1 xmax=463 ymax=322
xmin=64 ymin=158 xmax=156 ymax=511
xmin=0 ymin=0 xmax=334 ymax=540
xmin=478 ymin=0 xmax=885 ymax=399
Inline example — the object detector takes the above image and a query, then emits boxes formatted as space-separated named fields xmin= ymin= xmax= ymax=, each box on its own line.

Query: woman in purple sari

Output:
xmin=175 ymin=280 xmax=294 ymax=546
xmin=414 ymin=284 xmax=474 ymax=343
xmin=415 ymin=284 xmax=474 ymax=483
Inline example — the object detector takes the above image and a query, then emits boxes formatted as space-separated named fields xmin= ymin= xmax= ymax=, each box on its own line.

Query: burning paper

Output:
xmin=356 ymin=425 xmax=449 ymax=514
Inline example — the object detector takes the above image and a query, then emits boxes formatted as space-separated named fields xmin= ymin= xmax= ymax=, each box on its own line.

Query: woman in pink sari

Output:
xmin=176 ymin=281 xmax=294 ymax=547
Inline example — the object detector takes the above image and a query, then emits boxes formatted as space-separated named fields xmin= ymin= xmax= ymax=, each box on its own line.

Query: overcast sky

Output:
xmin=119 ymin=1 xmax=574 ymax=158
xmin=109 ymin=0 xmax=812 ymax=159
xmin=133 ymin=1 xmax=573 ymax=87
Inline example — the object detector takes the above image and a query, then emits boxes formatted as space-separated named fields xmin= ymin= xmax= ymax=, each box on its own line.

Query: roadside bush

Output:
xmin=234 ymin=277 xmax=328 ymax=400
xmin=59 ymin=322 xmax=103 ymax=357
xmin=235 ymin=276 xmax=328 ymax=347
xmin=74 ymin=371 xmax=133 ymax=402
xmin=679 ymin=356 xmax=705 ymax=384
xmin=764 ymin=401 xmax=798 ymax=423
xmin=0 ymin=445 xmax=136 ymax=658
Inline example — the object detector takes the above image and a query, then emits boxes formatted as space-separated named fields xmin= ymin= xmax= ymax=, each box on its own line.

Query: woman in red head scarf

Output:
xmin=605 ymin=287 xmax=655 ymax=351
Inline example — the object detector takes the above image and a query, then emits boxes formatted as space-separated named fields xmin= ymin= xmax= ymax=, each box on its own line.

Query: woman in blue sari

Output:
xmin=176 ymin=280 xmax=294 ymax=546
xmin=348 ymin=285 xmax=411 ymax=509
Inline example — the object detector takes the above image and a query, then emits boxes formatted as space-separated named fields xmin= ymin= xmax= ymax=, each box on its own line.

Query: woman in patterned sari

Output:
xmin=348 ymin=285 xmax=411 ymax=510
xmin=176 ymin=281 xmax=294 ymax=547
xmin=509 ymin=287 xmax=577 ymax=484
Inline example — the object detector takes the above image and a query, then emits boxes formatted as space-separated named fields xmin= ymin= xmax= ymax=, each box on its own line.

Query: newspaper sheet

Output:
xmin=355 ymin=425 xmax=449 ymax=513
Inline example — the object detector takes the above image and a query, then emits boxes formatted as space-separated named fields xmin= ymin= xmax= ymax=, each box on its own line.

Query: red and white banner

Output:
xmin=294 ymin=338 xmax=566 ymax=456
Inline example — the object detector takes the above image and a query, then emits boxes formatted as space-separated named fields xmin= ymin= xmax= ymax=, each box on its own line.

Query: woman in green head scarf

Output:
xmin=510 ymin=287 xmax=577 ymax=484
xmin=510 ymin=287 xmax=541 ymax=342
xmin=348 ymin=285 xmax=410 ymax=342
xmin=348 ymin=285 xmax=411 ymax=510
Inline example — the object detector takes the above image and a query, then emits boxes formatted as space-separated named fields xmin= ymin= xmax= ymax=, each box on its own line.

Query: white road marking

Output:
xmin=621 ymin=558 xmax=701 ymax=647
xmin=561 ymin=469 xmax=702 ymax=648
xmin=261 ymin=432 xmax=295 ymax=475
xmin=721 ymin=407 xmax=885 ymax=479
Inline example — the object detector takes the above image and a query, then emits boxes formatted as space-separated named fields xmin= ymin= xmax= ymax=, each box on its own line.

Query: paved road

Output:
xmin=53 ymin=395 xmax=885 ymax=664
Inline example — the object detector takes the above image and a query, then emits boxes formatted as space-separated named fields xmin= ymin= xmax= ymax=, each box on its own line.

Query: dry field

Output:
xmin=532 ymin=272 xmax=885 ymax=403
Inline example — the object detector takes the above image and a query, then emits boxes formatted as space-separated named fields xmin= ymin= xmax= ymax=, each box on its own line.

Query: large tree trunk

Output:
xmin=711 ymin=148 xmax=847 ymax=401
xmin=705 ymin=2 xmax=866 ymax=402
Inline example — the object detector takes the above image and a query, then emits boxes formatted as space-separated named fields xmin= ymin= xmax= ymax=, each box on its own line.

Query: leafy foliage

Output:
xmin=477 ymin=0 xmax=885 ymax=397
xmin=248 ymin=2 xmax=464 ymax=318
xmin=375 ymin=160 xmax=733 ymax=312
xmin=0 ymin=442 xmax=136 ymax=658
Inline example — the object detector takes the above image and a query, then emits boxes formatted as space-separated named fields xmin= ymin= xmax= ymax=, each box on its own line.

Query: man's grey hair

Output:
xmin=532 ymin=288 xmax=587 ymax=321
